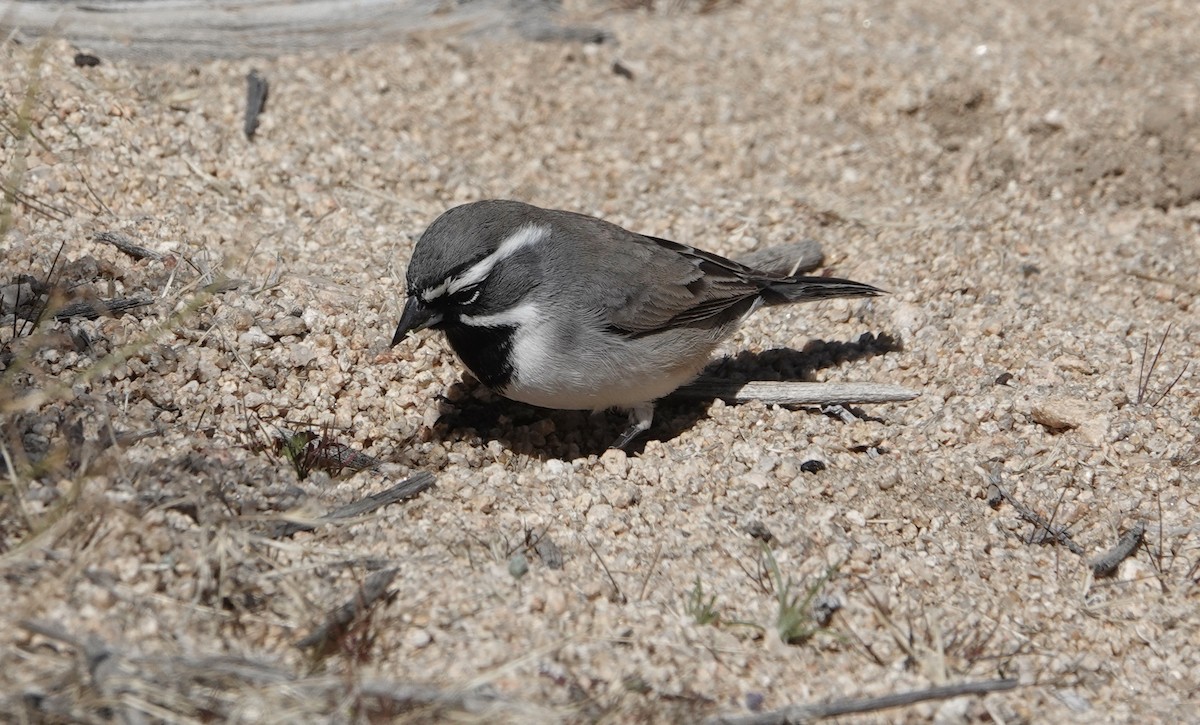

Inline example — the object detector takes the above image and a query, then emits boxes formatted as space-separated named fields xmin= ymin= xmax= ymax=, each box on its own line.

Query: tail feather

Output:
xmin=763 ymin=275 xmax=885 ymax=304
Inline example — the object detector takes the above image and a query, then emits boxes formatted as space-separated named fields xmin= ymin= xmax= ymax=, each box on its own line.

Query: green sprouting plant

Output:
xmin=761 ymin=545 xmax=839 ymax=645
xmin=684 ymin=576 xmax=720 ymax=626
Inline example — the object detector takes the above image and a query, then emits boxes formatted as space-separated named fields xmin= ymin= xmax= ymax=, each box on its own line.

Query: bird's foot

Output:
xmin=609 ymin=403 xmax=654 ymax=450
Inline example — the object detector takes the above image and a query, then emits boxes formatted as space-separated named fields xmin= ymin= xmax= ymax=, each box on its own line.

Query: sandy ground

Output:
xmin=2 ymin=0 xmax=1198 ymax=722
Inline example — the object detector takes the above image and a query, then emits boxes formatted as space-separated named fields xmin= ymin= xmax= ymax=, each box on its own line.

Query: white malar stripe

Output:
xmin=447 ymin=223 xmax=549 ymax=296
xmin=458 ymin=301 xmax=542 ymax=328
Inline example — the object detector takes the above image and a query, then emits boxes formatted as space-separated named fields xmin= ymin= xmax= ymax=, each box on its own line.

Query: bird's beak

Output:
xmin=391 ymin=297 xmax=441 ymax=346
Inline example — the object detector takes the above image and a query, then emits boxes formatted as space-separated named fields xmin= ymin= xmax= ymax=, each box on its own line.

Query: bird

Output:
xmin=391 ymin=200 xmax=883 ymax=449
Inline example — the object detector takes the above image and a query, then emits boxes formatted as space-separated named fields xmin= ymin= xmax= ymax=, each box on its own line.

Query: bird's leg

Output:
xmin=610 ymin=402 xmax=655 ymax=450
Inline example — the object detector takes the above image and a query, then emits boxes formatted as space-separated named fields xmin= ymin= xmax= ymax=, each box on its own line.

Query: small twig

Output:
xmin=19 ymin=618 xmax=503 ymax=719
xmin=296 ymin=568 xmax=398 ymax=650
xmin=674 ymin=380 xmax=919 ymax=406
xmin=1136 ymin=324 xmax=1188 ymax=407
xmin=53 ymin=295 xmax=153 ymax=321
xmin=992 ymin=484 xmax=1085 ymax=556
xmin=271 ymin=471 xmax=436 ymax=538
xmin=1090 ymin=522 xmax=1145 ymax=578
xmin=22 ymin=238 xmax=67 ymax=337
xmin=93 ymin=231 xmax=163 ymax=261
xmin=585 ymin=538 xmax=626 ymax=604
xmin=704 ymin=678 xmax=1020 ymax=725
xmin=1 ymin=183 xmax=69 ymax=220
xmin=636 ymin=542 xmax=663 ymax=601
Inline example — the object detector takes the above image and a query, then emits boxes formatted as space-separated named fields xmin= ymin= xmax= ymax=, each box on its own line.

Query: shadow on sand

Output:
xmin=428 ymin=331 xmax=902 ymax=460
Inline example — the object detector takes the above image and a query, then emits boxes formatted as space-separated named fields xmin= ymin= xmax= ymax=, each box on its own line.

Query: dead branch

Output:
xmin=992 ymin=483 xmax=1085 ymax=556
xmin=704 ymin=678 xmax=1020 ymax=725
xmin=271 ymin=471 xmax=435 ymax=538
xmin=93 ymin=231 xmax=164 ymax=261
xmin=1090 ymin=522 xmax=1145 ymax=577
xmin=53 ymin=296 xmax=153 ymax=321
xmin=296 ymin=568 xmax=398 ymax=650
xmin=244 ymin=70 xmax=269 ymax=139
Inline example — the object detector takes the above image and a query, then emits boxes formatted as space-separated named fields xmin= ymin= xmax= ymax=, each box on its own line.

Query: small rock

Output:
xmin=586 ymin=503 xmax=613 ymax=527
xmin=933 ymin=696 xmax=971 ymax=725
xmin=292 ymin=344 xmax=315 ymax=367
xmin=743 ymin=520 xmax=774 ymax=543
xmin=800 ymin=459 xmax=826 ymax=474
xmin=1054 ymin=354 xmax=1095 ymax=375
xmin=600 ymin=448 xmax=627 ymax=476
xmin=238 ymin=326 xmax=272 ymax=349
xmin=0 ymin=282 xmax=36 ymax=313
xmin=738 ymin=472 xmax=770 ymax=490
xmin=613 ymin=486 xmax=640 ymax=508
xmin=534 ymin=536 xmax=564 ymax=570
xmin=263 ymin=315 xmax=308 ymax=338
xmin=1031 ymin=397 xmax=1091 ymax=431
xmin=224 ymin=307 xmax=254 ymax=331
xmin=404 ymin=628 xmax=432 ymax=649
xmin=508 ymin=553 xmax=529 ymax=579
xmin=1079 ymin=417 xmax=1109 ymax=447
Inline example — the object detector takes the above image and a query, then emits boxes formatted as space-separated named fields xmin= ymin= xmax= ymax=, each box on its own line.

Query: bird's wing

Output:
xmin=599 ymin=232 xmax=769 ymax=335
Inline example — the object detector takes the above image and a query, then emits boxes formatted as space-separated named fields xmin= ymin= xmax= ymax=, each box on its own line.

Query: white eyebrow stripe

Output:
xmin=420 ymin=279 xmax=450 ymax=302
xmin=458 ymin=301 xmax=541 ymax=328
xmin=419 ymin=223 xmax=549 ymax=303
xmin=446 ymin=223 xmax=549 ymax=295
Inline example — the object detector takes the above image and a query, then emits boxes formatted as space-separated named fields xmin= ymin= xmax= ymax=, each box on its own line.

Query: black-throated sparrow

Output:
xmin=392 ymin=200 xmax=883 ymax=448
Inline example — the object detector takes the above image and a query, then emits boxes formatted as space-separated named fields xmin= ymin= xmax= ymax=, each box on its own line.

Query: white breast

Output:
xmin=496 ymin=311 xmax=723 ymax=412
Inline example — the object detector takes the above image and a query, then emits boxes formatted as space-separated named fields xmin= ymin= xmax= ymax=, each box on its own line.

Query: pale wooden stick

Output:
xmin=673 ymin=380 xmax=919 ymax=406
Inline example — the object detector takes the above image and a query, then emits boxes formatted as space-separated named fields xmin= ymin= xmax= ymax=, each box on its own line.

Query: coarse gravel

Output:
xmin=1 ymin=0 xmax=1198 ymax=722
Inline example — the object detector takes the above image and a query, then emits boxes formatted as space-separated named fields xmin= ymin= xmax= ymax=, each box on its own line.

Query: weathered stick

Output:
xmin=993 ymin=484 xmax=1085 ymax=556
xmin=296 ymin=568 xmax=398 ymax=650
xmin=1090 ymin=522 xmax=1145 ymax=577
xmin=244 ymin=70 xmax=269 ymax=139
xmin=673 ymin=380 xmax=919 ymax=406
xmin=705 ymin=678 xmax=1020 ymax=725
xmin=93 ymin=231 xmax=163 ymax=261
xmin=53 ymin=295 xmax=153 ymax=320
xmin=271 ymin=471 xmax=436 ymax=538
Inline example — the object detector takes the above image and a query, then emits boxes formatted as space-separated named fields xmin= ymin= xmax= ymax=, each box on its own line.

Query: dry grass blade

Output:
xmin=1135 ymin=324 xmax=1189 ymax=407
xmin=15 ymin=619 xmax=507 ymax=721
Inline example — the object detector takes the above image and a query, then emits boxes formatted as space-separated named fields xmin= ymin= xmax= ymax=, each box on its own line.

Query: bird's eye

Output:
xmin=452 ymin=285 xmax=481 ymax=306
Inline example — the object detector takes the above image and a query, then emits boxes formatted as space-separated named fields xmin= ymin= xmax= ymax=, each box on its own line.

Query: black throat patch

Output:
xmin=444 ymin=323 xmax=515 ymax=390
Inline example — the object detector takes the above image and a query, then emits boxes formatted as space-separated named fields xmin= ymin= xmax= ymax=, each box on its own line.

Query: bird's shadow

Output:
xmin=428 ymin=331 xmax=902 ymax=460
